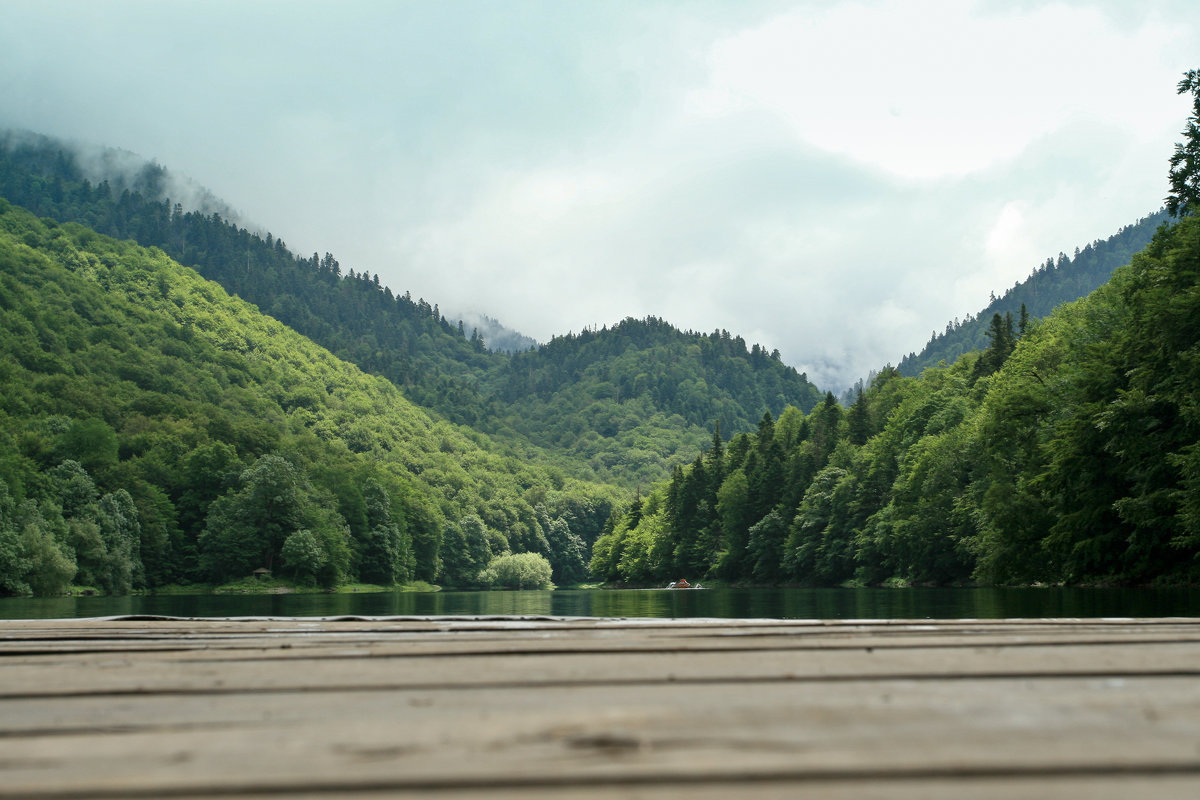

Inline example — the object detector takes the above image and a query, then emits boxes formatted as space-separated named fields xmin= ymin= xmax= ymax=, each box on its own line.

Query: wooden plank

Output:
xmin=5 ymin=638 xmax=1200 ymax=697
xmin=5 ymin=617 xmax=1200 ymax=659
xmin=2 ymin=617 xmax=1199 ymax=798
xmin=5 ymin=679 xmax=1200 ymax=794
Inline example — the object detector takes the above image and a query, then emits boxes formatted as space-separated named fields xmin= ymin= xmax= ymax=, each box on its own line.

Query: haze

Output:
xmin=2 ymin=0 xmax=1196 ymax=389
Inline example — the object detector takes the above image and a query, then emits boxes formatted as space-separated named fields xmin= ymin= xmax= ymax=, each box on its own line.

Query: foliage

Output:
xmin=477 ymin=552 xmax=554 ymax=590
xmin=899 ymin=213 xmax=1166 ymax=376
xmin=494 ymin=318 xmax=823 ymax=485
xmin=600 ymin=214 xmax=1200 ymax=587
xmin=1168 ymin=69 xmax=1200 ymax=217
xmin=599 ymin=76 xmax=1200 ymax=589
xmin=0 ymin=133 xmax=824 ymax=488
xmin=280 ymin=530 xmax=327 ymax=586
xmin=438 ymin=514 xmax=504 ymax=587
xmin=0 ymin=202 xmax=618 ymax=594
xmin=357 ymin=478 xmax=414 ymax=586
xmin=0 ymin=481 xmax=76 ymax=596
xmin=4 ymin=73 xmax=1200 ymax=594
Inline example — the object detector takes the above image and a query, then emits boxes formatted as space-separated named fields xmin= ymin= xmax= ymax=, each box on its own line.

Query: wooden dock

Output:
xmin=3 ymin=616 xmax=1200 ymax=798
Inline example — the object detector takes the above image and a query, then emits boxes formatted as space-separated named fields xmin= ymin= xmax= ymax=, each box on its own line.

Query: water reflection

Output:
xmin=4 ymin=585 xmax=1200 ymax=620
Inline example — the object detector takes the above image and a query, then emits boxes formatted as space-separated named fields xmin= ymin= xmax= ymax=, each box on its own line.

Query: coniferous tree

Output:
xmin=847 ymin=386 xmax=871 ymax=446
xmin=1167 ymin=68 xmax=1200 ymax=217
xmin=973 ymin=312 xmax=1016 ymax=379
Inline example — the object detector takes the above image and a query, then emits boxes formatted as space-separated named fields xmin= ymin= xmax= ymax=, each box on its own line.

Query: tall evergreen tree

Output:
xmin=973 ymin=312 xmax=1016 ymax=379
xmin=1168 ymin=68 xmax=1200 ymax=217
xmin=847 ymin=386 xmax=871 ymax=446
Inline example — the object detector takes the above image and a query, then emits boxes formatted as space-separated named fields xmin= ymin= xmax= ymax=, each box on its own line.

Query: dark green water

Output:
xmin=3 ymin=586 xmax=1200 ymax=620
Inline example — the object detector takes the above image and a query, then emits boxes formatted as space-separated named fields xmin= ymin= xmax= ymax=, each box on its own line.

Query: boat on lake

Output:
xmin=666 ymin=579 xmax=703 ymax=589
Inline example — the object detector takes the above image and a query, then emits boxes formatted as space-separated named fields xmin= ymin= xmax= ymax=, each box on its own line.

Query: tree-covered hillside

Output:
xmin=0 ymin=201 xmax=620 ymax=594
xmin=0 ymin=131 xmax=822 ymax=485
xmin=497 ymin=317 xmax=823 ymax=484
xmin=596 ymin=208 xmax=1200 ymax=587
xmin=898 ymin=210 xmax=1166 ymax=375
xmin=0 ymin=130 xmax=501 ymax=425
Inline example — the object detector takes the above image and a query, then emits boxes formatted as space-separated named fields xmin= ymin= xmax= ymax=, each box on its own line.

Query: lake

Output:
xmin=3 ymin=585 xmax=1200 ymax=620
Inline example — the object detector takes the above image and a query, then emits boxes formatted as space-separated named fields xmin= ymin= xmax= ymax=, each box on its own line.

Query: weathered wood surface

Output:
xmin=3 ymin=616 xmax=1200 ymax=798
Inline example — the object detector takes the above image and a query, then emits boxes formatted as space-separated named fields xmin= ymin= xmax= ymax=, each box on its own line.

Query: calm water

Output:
xmin=3 ymin=586 xmax=1200 ymax=620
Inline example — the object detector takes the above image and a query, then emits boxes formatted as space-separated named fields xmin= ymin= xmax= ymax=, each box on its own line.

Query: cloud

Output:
xmin=1 ymin=0 xmax=1197 ymax=389
xmin=692 ymin=1 xmax=1187 ymax=178
xmin=382 ymin=0 xmax=1193 ymax=386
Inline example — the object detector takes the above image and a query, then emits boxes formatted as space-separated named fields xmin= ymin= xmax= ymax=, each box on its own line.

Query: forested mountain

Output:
xmin=496 ymin=318 xmax=822 ymax=484
xmin=0 ymin=131 xmax=822 ymax=486
xmin=595 ymin=212 xmax=1200 ymax=587
xmin=6 ymin=78 xmax=1199 ymax=598
xmin=898 ymin=210 xmax=1167 ymax=375
xmin=0 ymin=201 xmax=621 ymax=594
xmin=0 ymin=130 xmax=502 ymax=426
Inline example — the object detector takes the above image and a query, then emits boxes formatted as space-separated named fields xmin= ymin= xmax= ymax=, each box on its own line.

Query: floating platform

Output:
xmin=3 ymin=616 xmax=1200 ymax=798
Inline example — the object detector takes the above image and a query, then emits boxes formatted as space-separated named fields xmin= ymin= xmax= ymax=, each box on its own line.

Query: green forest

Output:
xmin=0 ymin=133 xmax=822 ymax=487
xmin=897 ymin=210 xmax=1166 ymax=376
xmin=592 ymin=71 xmax=1200 ymax=589
xmin=0 ymin=203 xmax=621 ymax=594
xmin=593 ymin=133 xmax=1200 ymax=587
xmin=3 ymin=70 xmax=1200 ymax=595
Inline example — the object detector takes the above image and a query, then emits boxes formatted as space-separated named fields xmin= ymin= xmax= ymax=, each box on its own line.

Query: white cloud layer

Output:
xmin=693 ymin=1 xmax=1186 ymax=179
xmin=1 ymin=0 xmax=1197 ymax=388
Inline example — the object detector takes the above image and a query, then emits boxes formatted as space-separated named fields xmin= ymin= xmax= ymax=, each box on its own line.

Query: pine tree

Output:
xmin=847 ymin=386 xmax=871 ymax=445
xmin=973 ymin=312 xmax=1016 ymax=379
xmin=1167 ymin=69 xmax=1200 ymax=217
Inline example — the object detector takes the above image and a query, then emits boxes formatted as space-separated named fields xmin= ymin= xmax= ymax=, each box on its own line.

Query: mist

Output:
xmin=1 ymin=0 xmax=1197 ymax=389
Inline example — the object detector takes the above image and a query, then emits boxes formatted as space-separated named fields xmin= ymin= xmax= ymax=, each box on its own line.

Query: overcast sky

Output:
xmin=2 ymin=0 xmax=1197 ymax=389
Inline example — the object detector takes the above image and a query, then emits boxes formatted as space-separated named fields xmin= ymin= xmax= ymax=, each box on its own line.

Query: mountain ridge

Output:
xmin=896 ymin=210 xmax=1167 ymax=376
xmin=0 ymin=199 xmax=620 ymax=591
xmin=0 ymin=130 xmax=823 ymax=486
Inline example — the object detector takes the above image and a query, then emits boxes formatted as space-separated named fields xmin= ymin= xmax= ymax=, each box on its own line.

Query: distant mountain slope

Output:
xmin=897 ymin=210 xmax=1167 ymax=375
xmin=0 ymin=131 xmax=824 ymax=485
xmin=0 ymin=130 xmax=502 ymax=427
xmin=597 ymin=210 xmax=1200 ymax=589
xmin=495 ymin=317 xmax=825 ymax=483
xmin=0 ymin=201 xmax=620 ymax=591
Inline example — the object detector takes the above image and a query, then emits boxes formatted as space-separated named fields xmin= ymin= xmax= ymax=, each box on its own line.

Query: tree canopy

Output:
xmin=0 ymin=201 xmax=619 ymax=593
xmin=1168 ymin=69 xmax=1200 ymax=217
xmin=3 ymin=67 xmax=1200 ymax=595
xmin=595 ymin=211 xmax=1200 ymax=588
xmin=0 ymin=132 xmax=822 ymax=489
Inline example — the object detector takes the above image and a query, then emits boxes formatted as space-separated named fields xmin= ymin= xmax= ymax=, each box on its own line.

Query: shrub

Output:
xmin=477 ymin=552 xmax=553 ymax=590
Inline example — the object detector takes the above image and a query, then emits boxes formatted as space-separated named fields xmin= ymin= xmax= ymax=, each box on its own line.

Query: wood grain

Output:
xmin=2 ymin=616 xmax=1199 ymax=798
